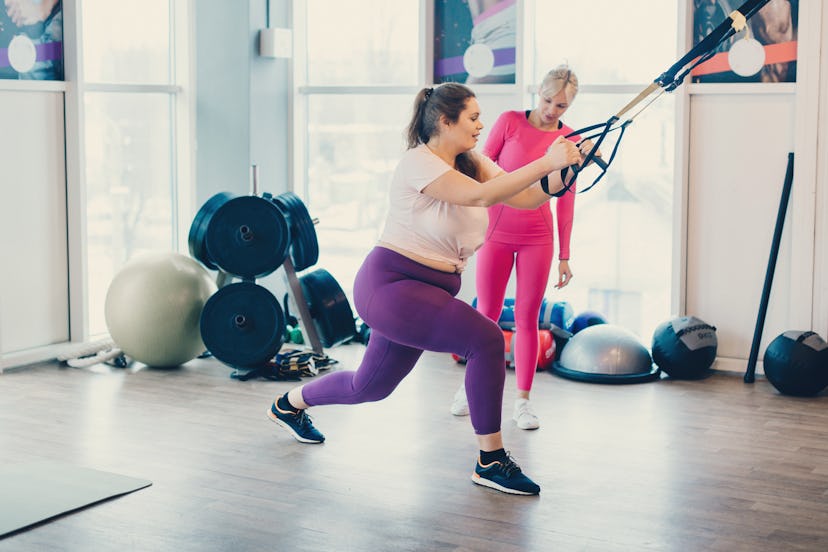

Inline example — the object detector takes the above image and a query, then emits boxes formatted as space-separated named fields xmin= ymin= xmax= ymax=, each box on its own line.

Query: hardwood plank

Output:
xmin=1 ymin=347 xmax=827 ymax=551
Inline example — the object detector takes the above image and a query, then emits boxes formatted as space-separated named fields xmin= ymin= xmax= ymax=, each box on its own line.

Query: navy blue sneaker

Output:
xmin=472 ymin=452 xmax=540 ymax=495
xmin=267 ymin=402 xmax=325 ymax=444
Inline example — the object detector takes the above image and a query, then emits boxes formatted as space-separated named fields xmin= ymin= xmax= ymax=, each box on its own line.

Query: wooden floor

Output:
xmin=1 ymin=345 xmax=827 ymax=552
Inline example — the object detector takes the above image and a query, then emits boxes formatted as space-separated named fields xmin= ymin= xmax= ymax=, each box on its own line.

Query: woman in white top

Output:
xmin=267 ymin=82 xmax=580 ymax=496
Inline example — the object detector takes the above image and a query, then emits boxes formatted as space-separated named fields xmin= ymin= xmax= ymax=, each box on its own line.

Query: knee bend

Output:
xmin=351 ymin=381 xmax=397 ymax=403
xmin=466 ymin=324 xmax=505 ymax=364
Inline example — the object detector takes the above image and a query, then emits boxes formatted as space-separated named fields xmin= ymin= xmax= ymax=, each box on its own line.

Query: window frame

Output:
xmin=63 ymin=0 xmax=195 ymax=341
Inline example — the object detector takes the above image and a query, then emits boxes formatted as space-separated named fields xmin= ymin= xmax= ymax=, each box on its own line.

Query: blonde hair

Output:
xmin=539 ymin=64 xmax=579 ymax=102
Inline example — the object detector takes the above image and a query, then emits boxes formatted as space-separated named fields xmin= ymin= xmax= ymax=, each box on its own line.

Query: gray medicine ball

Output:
xmin=763 ymin=331 xmax=828 ymax=397
xmin=652 ymin=316 xmax=717 ymax=379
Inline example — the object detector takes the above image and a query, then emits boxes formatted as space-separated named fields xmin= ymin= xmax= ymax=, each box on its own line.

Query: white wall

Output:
xmin=814 ymin=4 xmax=828 ymax=337
xmin=686 ymin=92 xmax=795 ymax=361
xmin=0 ymin=89 xmax=69 ymax=360
xmin=684 ymin=2 xmax=826 ymax=372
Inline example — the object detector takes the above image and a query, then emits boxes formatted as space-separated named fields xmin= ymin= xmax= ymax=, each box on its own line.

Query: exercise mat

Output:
xmin=0 ymin=461 xmax=152 ymax=538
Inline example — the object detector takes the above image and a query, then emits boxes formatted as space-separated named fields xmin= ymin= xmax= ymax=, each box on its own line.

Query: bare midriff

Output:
xmin=376 ymin=242 xmax=462 ymax=274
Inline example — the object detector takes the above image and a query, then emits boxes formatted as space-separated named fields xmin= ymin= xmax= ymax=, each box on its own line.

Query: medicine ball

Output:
xmin=571 ymin=310 xmax=608 ymax=334
xmin=652 ymin=316 xmax=717 ymax=379
xmin=548 ymin=324 xmax=573 ymax=359
xmin=763 ymin=331 xmax=828 ymax=397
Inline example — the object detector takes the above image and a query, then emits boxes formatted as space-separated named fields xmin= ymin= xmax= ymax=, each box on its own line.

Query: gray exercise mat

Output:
xmin=0 ymin=461 xmax=152 ymax=538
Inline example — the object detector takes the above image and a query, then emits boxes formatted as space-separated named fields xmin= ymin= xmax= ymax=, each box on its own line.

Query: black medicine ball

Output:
xmin=548 ymin=324 xmax=573 ymax=360
xmin=652 ymin=316 xmax=717 ymax=379
xmin=763 ymin=331 xmax=828 ymax=397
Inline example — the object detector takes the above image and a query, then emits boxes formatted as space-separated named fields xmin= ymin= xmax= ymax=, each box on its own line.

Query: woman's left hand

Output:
xmin=555 ymin=260 xmax=573 ymax=289
xmin=578 ymin=139 xmax=602 ymax=167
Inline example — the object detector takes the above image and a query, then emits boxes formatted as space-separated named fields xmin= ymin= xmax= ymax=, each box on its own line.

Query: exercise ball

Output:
xmin=472 ymin=296 xmax=515 ymax=329
xmin=504 ymin=329 xmax=557 ymax=371
xmin=105 ymin=252 xmax=217 ymax=367
xmin=763 ymin=331 xmax=828 ymax=396
xmin=540 ymin=300 xmax=574 ymax=332
xmin=552 ymin=324 xmax=659 ymax=384
xmin=652 ymin=316 xmax=717 ymax=379
xmin=571 ymin=310 xmax=608 ymax=334
xmin=503 ymin=329 xmax=515 ymax=368
xmin=536 ymin=329 xmax=557 ymax=371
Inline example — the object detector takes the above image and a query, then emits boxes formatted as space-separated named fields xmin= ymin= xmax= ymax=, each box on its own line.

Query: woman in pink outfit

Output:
xmin=451 ymin=65 xmax=596 ymax=429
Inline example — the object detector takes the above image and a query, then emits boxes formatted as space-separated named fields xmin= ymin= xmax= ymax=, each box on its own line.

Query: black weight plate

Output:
xmin=200 ymin=282 xmax=286 ymax=370
xmin=205 ymin=196 xmax=290 ymax=279
xmin=272 ymin=192 xmax=319 ymax=271
xmin=300 ymin=268 xmax=356 ymax=348
xmin=188 ymin=192 xmax=234 ymax=270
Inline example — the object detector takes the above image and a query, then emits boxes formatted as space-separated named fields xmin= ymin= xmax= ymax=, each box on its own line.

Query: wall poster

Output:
xmin=433 ymin=0 xmax=516 ymax=85
xmin=691 ymin=0 xmax=797 ymax=83
xmin=0 ymin=0 xmax=63 ymax=80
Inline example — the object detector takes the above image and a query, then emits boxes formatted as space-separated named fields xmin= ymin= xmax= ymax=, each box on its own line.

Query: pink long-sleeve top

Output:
xmin=482 ymin=110 xmax=577 ymax=260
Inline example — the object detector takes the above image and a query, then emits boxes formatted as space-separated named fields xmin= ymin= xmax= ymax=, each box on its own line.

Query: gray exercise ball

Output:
xmin=552 ymin=323 xmax=659 ymax=384
xmin=105 ymin=251 xmax=217 ymax=367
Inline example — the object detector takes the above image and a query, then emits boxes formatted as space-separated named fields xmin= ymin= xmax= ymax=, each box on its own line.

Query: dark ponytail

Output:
xmin=405 ymin=83 xmax=480 ymax=179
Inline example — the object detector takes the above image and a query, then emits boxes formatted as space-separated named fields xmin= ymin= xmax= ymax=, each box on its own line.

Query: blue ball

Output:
xmin=571 ymin=310 xmax=608 ymax=334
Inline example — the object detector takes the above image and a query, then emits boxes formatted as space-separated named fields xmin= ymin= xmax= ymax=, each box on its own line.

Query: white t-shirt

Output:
xmin=379 ymin=144 xmax=502 ymax=271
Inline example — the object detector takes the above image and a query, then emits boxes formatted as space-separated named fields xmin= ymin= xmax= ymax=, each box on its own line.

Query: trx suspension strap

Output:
xmin=559 ymin=0 xmax=771 ymax=194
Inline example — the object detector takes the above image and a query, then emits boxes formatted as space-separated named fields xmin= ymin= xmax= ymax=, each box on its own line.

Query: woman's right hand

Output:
xmin=545 ymin=136 xmax=581 ymax=171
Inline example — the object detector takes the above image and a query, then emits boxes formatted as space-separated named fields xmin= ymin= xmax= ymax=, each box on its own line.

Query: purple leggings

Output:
xmin=301 ymin=246 xmax=506 ymax=435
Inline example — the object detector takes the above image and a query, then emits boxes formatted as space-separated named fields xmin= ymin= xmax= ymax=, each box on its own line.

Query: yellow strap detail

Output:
xmin=729 ymin=10 xmax=747 ymax=32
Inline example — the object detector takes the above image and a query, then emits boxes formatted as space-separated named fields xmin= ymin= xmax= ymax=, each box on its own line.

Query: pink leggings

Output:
xmin=475 ymin=239 xmax=554 ymax=392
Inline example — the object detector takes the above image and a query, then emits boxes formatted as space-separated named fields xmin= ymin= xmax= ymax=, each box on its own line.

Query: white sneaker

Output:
xmin=450 ymin=383 xmax=469 ymax=416
xmin=513 ymin=399 xmax=539 ymax=430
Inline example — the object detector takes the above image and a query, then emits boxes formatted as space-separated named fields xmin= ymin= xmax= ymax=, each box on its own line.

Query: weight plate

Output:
xmin=188 ymin=192 xmax=234 ymax=270
xmin=200 ymin=282 xmax=286 ymax=370
xmin=205 ymin=196 xmax=291 ymax=279
xmin=300 ymin=268 xmax=356 ymax=348
xmin=271 ymin=192 xmax=319 ymax=271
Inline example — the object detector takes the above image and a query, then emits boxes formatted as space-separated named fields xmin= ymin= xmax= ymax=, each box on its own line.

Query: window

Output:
xmin=297 ymin=0 xmax=421 ymax=294
xmin=304 ymin=94 xmax=414 ymax=294
xmin=297 ymin=0 xmax=679 ymax=341
xmin=304 ymin=1 xmax=420 ymax=86
xmin=80 ymin=0 xmax=191 ymax=336
xmin=529 ymin=0 xmax=679 ymax=340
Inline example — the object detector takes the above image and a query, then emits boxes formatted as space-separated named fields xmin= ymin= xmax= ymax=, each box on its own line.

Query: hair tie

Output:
xmin=424 ymin=87 xmax=434 ymax=100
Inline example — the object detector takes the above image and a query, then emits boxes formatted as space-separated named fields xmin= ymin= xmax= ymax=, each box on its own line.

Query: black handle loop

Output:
xmin=558 ymin=116 xmax=623 ymax=194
